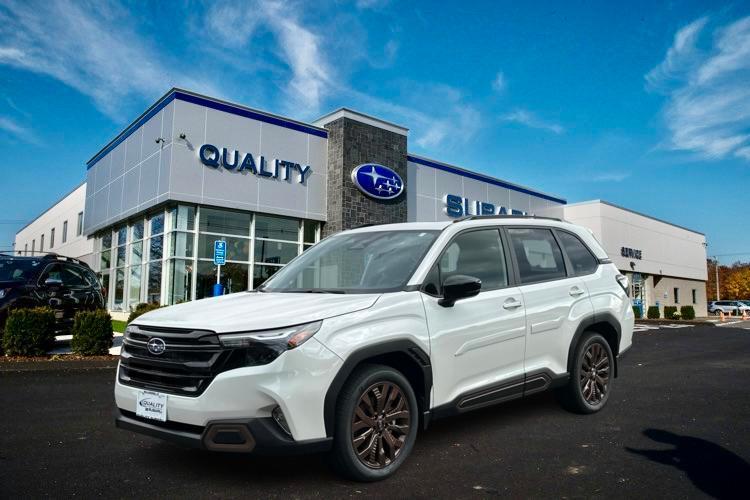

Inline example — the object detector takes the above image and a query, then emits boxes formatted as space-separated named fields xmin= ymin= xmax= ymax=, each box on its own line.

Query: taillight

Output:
xmin=615 ymin=274 xmax=629 ymax=296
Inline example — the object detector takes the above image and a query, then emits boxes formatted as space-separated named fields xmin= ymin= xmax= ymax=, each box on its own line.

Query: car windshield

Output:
xmin=260 ymin=230 xmax=440 ymax=293
xmin=0 ymin=257 xmax=44 ymax=282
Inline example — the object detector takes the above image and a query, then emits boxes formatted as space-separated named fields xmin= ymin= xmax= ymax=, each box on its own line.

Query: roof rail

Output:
xmin=452 ymin=214 xmax=563 ymax=223
xmin=41 ymin=253 xmax=91 ymax=268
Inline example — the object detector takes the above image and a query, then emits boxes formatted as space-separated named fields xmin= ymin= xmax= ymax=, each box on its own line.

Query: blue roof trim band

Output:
xmin=406 ymin=155 xmax=566 ymax=205
xmin=87 ymin=92 xmax=176 ymax=169
xmin=87 ymin=90 xmax=327 ymax=169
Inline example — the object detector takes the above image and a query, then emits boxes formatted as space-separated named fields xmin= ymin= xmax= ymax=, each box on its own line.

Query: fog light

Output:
xmin=272 ymin=405 xmax=291 ymax=436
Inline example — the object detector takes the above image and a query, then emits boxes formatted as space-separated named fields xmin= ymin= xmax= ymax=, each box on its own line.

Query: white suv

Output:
xmin=115 ymin=216 xmax=634 ymax=481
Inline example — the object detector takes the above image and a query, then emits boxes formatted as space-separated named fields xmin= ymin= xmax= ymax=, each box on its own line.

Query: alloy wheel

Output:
xmin=351 ymin=381 xmax=411 ymax=469
xmin=580 ymin=342 xmax=610 ymax=405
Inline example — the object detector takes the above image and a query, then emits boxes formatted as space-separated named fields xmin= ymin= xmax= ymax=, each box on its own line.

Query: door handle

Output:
xmin=569 ymin=286 xmax=585 ymax=297
xmin=503 ymin=298 xmax=523 ymax=310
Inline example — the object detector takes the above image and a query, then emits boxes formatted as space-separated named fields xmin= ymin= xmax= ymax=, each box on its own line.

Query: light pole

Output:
xmin=713 ymin=256 xmax=720 ymax=301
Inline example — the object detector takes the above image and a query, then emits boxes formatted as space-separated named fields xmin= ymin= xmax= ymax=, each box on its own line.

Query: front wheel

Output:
xmin=558 ymin=332 xmax=614 ymax=414
xmin=330 ymin=364 xmax=418 ymax=481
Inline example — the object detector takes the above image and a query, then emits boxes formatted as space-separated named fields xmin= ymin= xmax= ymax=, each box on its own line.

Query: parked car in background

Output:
xmin=708 ymin=301 xmax=750 ymax=316
xmin=0 ymin=254 xmax=105 ymax=333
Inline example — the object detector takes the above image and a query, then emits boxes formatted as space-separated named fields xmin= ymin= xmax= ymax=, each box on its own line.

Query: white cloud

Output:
xmin=492 ymin=71 xmax=506 ymax=93
xmin=356 ymin=0 xmax=390 ymax=9
xmin=0 ymin=116 xmax=38 ymax=144
xmin=0 ymin=0 xmax=219 ymax=120
xmin=343 ymin=82 xmax=481 ymax=151
xmin=501 ymin=109 xmax=564 ymax=134
xmin=645 ymin=17 xmax=708 ymax=92
xmin=590 ymin=172 xmax=630 ymax=182
xmin=201 ymin=0 xmax=333 ymax=114
xmin=647 ymin=15 xmax=750 ymax=162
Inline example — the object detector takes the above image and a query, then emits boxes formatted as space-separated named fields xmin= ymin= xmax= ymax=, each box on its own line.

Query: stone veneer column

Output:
xmin=321 ymin=116 xmax=408 ymax=237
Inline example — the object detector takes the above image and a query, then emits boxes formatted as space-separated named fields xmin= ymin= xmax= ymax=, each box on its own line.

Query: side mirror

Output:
xmin=438 ymin=275 xmax=481 ymax=307
xmin=44 ymin=278 xmax=63 ymax=289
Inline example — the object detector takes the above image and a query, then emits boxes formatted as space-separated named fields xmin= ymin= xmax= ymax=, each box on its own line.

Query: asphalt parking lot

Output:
xmin=1 ymin=325 xmax=749 ymax=499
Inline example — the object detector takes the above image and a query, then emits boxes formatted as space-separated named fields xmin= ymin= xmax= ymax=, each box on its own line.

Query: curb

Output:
xmin=635 ymin=319 xmax=717 ymax=326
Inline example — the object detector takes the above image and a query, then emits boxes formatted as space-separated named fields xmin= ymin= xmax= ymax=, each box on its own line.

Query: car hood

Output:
xmin=133 ymin=292 xmax=381 ymax=333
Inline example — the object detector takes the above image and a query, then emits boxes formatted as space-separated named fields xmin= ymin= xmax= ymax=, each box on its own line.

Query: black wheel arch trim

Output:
xmin=323 ymin=339 xmax=432 ymax=437
xmin=567 ymin=312 xmax=622 ymax=378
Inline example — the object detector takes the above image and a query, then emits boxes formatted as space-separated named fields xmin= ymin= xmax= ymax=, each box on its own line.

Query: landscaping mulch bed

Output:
xmin=0 ymin=354 xmax=119 ymax=372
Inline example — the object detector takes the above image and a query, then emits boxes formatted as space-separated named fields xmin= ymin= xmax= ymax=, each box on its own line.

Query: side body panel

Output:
xmin=518 ymin=275 xmax=594 ymax=375
xmin=421 ymin=288 xmax=526 ymax=408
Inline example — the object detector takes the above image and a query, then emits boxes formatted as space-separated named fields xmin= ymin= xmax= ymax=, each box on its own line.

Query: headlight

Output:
xmin=0 ymin=288 xmax=10 ymax=299
xmin=218 ymin=320 xmax=322 ymax=349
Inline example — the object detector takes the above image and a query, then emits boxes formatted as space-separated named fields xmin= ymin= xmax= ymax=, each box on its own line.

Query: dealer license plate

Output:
xmin=136 ymin=390 xmax=167 ymax=422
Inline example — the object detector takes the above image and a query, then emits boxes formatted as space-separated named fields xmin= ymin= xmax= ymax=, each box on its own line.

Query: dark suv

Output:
xmin=0 ymin=254 xmax=106 ymax=333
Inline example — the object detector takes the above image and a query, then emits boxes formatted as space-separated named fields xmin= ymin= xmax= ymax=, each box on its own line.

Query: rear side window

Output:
xmin=557 ymin=231 xmax=599 ymax=275
xmin=508 ymin=228 xmax=567 ymax=284
xmin=425 ymin=229 xmax=508 ymax=294
xmin=62 ymin=265 xmax=89 ymax=287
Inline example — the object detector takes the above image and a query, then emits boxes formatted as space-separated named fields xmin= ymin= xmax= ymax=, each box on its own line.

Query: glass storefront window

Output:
xmin=199 ymin=207 xmax=251 ymax=236
xmin=168 ymin=259 xmax=193 ymax=304
xmin=196 ymin=261 xmax=248 ymax=299
xmin=93 ymin=205 xmax=321 ymax=309
xmin=132 ymin=220 xmax=144 ymax=241
xmin=131 ymin=241 xmax=143 ymax=267
xmin=255 ymin=215 xmax=298 ymax=241
xmin=171 ymin=206 xmax=196 ymax=231
xmin=170 ymin=232 xmax=194 ymax=258
xmin=303 ymin=220 xmax=318 ymax=244
xmin=116 ymin=246 xmax=126 ymax=267
xmin=116 ymin=226 xmax=127 ymax=246
xmin=253 ymin=264 xmax=281 ymax=289
xmin=129 ymin=265 xmax=141 ymax=305
xmin=198 ymin=235 xmax=249 ymax=261
xmin=100 ymin=249 xmax=111 ymax=270
xmin=115 ymin=269 xmax=125 ymax=308
xmin=147 ymin=261 xmax=162 ymax=304
xmin=150 ymin=213 xmax=165 ymax=236
xmin=149 ymin=235 xmax=164 ymax=261
xmin=254 ymin=240 xmax=298 ymax=265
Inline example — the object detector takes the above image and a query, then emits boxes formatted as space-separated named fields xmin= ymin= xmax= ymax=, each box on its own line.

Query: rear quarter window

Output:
xmin=556 ymin=231 xmax=599 ymax=275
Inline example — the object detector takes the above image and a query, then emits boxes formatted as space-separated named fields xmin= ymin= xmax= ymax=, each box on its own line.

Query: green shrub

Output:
xmin=680 ymin=306 xmax=696 ymax=320
xmin=71 ymin=310 xmax=114 ymax=356
xmin=2 ymin=307 xmax=56 ymax=356
xmin=127 ymin=302 xmax=162 ymax=324
xmin=632 ymin=305 xmax=642 ymax=319
xmin=647 ymin=306 xmax=660 ymax=319
xmin=664 ymin=306 xmax=678 ymax=320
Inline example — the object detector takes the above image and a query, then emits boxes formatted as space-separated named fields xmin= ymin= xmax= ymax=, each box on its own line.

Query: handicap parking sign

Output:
xmin=213 ymin=240 xmax=227 ymax=266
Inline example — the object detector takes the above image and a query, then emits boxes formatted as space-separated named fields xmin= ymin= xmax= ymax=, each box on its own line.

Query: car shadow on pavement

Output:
xmin=626 ymin=429 xmax=750 ymax=499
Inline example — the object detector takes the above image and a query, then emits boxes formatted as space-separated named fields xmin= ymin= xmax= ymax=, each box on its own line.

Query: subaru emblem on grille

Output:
xmin=147 ymin=337 xmax=166 ymax=355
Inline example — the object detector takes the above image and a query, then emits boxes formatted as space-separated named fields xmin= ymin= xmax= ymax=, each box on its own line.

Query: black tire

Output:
xmin=558 ymin=332 xmax=614 ymax=414
xmin=330 ymin=364 xmax=419 ymax=482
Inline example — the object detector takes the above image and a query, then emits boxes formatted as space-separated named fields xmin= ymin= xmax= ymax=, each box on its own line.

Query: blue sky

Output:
xmin=0 ymin=0 xmax=748 ymax=262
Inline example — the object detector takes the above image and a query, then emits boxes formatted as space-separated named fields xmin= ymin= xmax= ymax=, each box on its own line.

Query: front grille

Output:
xmin=119 ymin=324 xmax=230 ymax=396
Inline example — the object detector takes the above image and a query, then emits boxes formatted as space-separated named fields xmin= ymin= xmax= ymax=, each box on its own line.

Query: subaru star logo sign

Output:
xmin=351 ymin=164 xmax=404 ymax=200
xmin=147 ymin=337 xmax=166 ymax=356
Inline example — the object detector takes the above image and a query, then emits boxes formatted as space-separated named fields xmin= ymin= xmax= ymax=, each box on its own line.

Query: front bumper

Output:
xmin=114 ymin=337 xmax=343 ymax=442
xmin=115 ymin=409 xmax=332 ymax=455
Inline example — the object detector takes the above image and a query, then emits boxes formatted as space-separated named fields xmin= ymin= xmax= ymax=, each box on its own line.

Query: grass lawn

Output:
xmin=112 ymin=320 xmax=127 ymax=333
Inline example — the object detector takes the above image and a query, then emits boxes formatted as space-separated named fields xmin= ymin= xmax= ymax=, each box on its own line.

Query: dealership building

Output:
xmin=13 ymin=88 xmax=708 ymax=317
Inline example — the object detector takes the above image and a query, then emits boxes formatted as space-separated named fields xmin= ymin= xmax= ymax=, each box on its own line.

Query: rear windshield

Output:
xmin=0 ymin=258 xmax=44 ymax=282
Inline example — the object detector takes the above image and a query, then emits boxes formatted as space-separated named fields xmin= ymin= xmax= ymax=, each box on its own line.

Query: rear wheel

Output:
xmin=558 ymin=332 xmax=614 ymax=414
xmin=330 ymin=364 xmax=418 ymax=481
